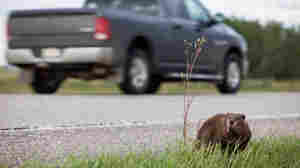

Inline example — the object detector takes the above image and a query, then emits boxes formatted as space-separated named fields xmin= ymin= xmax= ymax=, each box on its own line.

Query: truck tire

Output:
xmin=31 ymin=70 xmax=64 ymax=94
xmin=120 ymin=49 xmax=160 ymax=94
xmin=217 ymin=53 xmax=241 ymax=94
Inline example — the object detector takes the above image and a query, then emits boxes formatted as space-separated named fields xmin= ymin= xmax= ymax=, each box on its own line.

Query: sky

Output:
xmin=1 ymin=0 xmax=300 ymax=66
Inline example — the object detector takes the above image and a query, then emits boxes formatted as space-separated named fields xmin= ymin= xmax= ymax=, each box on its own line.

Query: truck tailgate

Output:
xmin=9 ymin=8 xmax=108 ymax=48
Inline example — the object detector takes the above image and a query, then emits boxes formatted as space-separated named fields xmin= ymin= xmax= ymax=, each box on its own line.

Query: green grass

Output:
xmin=1 ymin=67 xmax=300 ymax=94
xmin=10 ymin=136 xmax=300 ymax=168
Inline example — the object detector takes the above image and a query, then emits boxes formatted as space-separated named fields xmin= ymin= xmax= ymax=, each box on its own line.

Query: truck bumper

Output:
xmin=6 ymin=47 xmax=114 ymax=66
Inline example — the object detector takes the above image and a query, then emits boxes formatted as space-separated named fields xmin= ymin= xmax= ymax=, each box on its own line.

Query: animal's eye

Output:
xmin=230 ymin=120 xmax=234 ymax=125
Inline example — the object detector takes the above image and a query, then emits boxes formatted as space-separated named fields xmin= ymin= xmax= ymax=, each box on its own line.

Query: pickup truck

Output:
xmin=6 ymin=0 xmax=248 ymax=94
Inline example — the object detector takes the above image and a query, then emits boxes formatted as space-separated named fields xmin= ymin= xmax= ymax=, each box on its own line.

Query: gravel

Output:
xmin=1 ymin=118 xmax=300 ymax=167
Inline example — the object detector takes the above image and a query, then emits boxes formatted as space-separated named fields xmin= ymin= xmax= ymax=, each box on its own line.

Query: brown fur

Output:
xmin=194 ymin=113 xmax=252 ymax=154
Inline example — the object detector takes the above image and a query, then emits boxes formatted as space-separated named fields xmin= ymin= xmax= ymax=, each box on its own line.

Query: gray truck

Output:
xmin=6 ymin=0 xmax=248 ymax=94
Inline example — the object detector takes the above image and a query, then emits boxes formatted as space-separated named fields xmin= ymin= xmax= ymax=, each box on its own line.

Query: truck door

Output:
xmin=170 ymin=0 xmax=220 ymax=74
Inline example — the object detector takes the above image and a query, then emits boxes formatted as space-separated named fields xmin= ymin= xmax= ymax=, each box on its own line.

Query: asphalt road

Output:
xmin=1 ymin=92 xmax=300 ymax=129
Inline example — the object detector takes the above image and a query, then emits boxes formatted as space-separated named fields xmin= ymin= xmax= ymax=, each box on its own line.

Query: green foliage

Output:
xmin=224 ymin=17 xmax=300 ymax=79
xmin=18 ymin=137 xmax=300 ymax=168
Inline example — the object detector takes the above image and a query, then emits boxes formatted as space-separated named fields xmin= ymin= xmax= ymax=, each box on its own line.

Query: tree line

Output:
xmin=224 ymin=17 xmax=300 ymax=79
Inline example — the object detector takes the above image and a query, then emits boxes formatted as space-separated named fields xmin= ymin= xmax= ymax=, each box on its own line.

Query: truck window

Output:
xmin=85 ymin=2 xmax=97 ymax=8
xmin=83 ymin=0 xmax=124 ymax=9
xmin=126 ymin=0 xmax=160 ymax=16
xmin=183 ymin=0 xmax=210 ymax=22
xmin=83 ymin=0 xmax=98 ymax=8
xmin=83 ymin=0 xmax=160 ymax=16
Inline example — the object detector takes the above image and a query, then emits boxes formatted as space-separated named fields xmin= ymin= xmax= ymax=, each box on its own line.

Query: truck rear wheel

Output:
xmin=31 ymin=69 xmax=64 ymax=94
xmin=120 ymin=49 xmax=160 ymax=94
